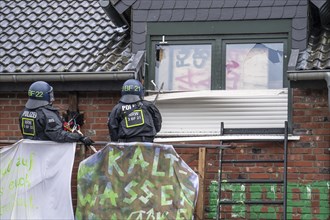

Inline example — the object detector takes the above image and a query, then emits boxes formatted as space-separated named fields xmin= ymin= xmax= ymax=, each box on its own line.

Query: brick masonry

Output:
xmin=0 ymin=88 xmax=329 ymax=219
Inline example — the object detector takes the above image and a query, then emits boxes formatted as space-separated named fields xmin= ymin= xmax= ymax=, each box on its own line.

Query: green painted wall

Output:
xmin=208 ymin=181 xmax=330 ymax=220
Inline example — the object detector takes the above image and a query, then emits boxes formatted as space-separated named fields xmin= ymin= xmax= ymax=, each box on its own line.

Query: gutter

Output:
xmin=287 ymin=71 xmax=330 ymax=111
xmin=0 ymin=71 xmax=135 ymax=83
xmin=287 ymin=49 xmax=330 ymax=111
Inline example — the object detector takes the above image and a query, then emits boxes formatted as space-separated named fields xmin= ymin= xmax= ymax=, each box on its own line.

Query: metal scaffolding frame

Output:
xmin=216 ymin=121 xmax=288 ymax=220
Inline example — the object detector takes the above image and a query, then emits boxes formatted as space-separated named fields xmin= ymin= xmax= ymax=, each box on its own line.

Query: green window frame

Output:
xmin=222 ymin=38 xmax=288 ymax=90
xmin=146 ymin=20 xmax=291 ymax=91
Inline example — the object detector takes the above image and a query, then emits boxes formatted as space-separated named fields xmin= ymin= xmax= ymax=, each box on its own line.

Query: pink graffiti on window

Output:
xmin=226 ymin=60 xmax=240 ymax=90
xmin=175 ymin=69 xmax=211 ymax=90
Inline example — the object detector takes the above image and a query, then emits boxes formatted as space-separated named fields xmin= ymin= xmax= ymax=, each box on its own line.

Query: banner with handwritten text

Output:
xmin=76 ymin=142 xmax=199 ymax=219
xmin=0 ymin=139 xmax=75 ymax=219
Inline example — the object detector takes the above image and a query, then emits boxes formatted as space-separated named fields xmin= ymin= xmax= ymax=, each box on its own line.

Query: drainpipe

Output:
xmin=288 ymin=71 xmax=330 ymax=111
xmin=0 ymin=71 xmax=135 ymax=82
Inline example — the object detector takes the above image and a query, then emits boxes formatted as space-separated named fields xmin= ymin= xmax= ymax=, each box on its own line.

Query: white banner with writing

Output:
xmin=0 ymin=139 xmax=76 ymax=219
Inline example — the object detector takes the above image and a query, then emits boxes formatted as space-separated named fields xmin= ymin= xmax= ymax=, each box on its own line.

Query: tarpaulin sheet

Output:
xmin=76 ymin=142 xmax=199 ymax=220
xmin=0 ymin=139 xmax=76 ymax=219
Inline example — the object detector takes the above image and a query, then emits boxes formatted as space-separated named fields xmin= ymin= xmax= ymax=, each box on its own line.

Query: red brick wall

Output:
xmin=0 ymin=88 xmax=329 ymax=219
xmin=204 ymin=88 xmax=330 ymax=219
xmin=0 ymin=92 xmax=25 ymax=139
xmin=68 ymin=91 xmax=122 ymax=141
xmin=0 ymin=91 xmax=121 ymax=141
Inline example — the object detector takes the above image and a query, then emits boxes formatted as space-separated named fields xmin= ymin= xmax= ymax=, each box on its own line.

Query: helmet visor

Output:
xmin=25 ymin=99 xmax=49 ymax=109
xmin=49 ymin=87 xmax=55 ymax=102
xmin=120 ymin=94 xmax=141 ymax=104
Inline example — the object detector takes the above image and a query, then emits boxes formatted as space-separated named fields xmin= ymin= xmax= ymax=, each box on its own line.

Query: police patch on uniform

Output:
xmin=47 ymin=118 xmax=57 ymax=128
xmin=21 ymin=118 xmax=35 ymax=136
xmin=125 ymin=109 xmax=144 ymax=128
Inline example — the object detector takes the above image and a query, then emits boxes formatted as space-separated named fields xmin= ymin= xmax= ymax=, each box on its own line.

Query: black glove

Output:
xmin=80 ymin=136 xmax=94 ymax=146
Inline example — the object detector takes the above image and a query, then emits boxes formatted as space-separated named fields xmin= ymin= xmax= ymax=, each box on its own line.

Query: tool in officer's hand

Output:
xmin=153 ymin=82 xmax=164 ymax=104
xmin=151 ymin=80 xmax=158 ymax=90
xmin=63 ymin=113 xmax=97 ymax=153
xmin=76 ymin=130 xmax=97 ymax=153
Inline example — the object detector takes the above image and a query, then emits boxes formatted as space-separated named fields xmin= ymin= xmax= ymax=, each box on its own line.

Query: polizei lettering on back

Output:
xmin=21 ymin=111 xmax=37 ymax=118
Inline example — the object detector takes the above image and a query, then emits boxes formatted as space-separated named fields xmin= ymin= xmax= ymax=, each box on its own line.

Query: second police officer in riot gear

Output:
xmin=108 ymin=79 xmax=162 ymax=142
xmin=19 ymin=81 xmax=94 ymax=146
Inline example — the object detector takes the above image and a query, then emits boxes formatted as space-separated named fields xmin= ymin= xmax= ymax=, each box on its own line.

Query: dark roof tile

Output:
xmin=115 ymin=3 xmax=130 ymax=14
xmin=260 ymin=0 xmax=275 ymax=6
xmin=159 ymin=9 xmax=172 ymax=21
xmin=132 ymin=23 xmax=145 ymax=44
xmin=257 ymin=7 xmax=272 ymax=19
xmin=235 ymin=0 xmax=249 ymax=7
xmin=232 ymin=8 xmax=246 ymax=20
xmin=248 ymin=0 xmax=262 ymax=7
xmin=211 ymin=0 xmax=225 ymax=8
xmin=163 ymin=1 xmax=175 ymax=9
xmin=200 ymin=0 xmax=213 ymax=8
xmin=147 ymin=10 xmax=160 ymax=21
xmin=292 ymin=17 xmax=308 ymax=30
xmin=298 ymin=0 xmax=308 ymax=6
xmin=292 ymin=28 xmax=307 ymax=41
xmin=244 ymin=7 xmax=258 ymax=19
xmin=282 ymin=5 xmax=297 ymax=18
xmin=274 ymin=0 xmax=288 ymax=6
xmin=122 ymin=0 xmax=137 ymax=6
xmin=151 ymin=1 xmax=163 ymax=9
xmin=133 ymin=22 xmax=146 ymax=34
xmin=208 ymin=8 xmax=221 ymax=20
xmin=171 ymin=9 xmax=185 ymax=21
xmin=175 ymin=1 xmax=188 ymax=9
xmin=132 ymin=43 xmax=145 ymax=54
xmin=187 ymin=1 xmax=200 ymax=9
xmin=269 ymin=6 xmax=284 ymax=19
xmin=114 ymin=0 xmax=136 ymax=14
xmin=184 ymin=9 xmax=197 ymax=21
xmin=132 ymin=0 xmax=140 ymax=9
xmin=223 ymin=0 xmax=237 ymax=8
xmin=137 ymin=0 xmax=152 ymax=9
xmin=133 ymin=10 xmax=148 ymax=21
xmin=196 ymin=9 xmax=209 ymax=20
xmin=220 ymin=8 xmax=234 ymax=20
xmin=296 ymin=5 xmax=308 ymax=17
xmin=286 ymin=0 xmax=301 ymax=6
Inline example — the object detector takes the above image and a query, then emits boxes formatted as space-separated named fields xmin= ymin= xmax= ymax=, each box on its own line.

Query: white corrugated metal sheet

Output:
xmin=144 ymin=89 xmax=288 ymax=137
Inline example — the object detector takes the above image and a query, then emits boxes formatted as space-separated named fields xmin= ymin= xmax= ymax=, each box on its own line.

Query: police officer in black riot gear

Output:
xmin=19 ymin=81 xmax=94 ymax=146
xmin=108 ymin=79 xmax=162 ymax=142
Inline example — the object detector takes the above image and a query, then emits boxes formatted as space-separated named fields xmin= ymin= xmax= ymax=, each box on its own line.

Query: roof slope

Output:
xmin=0 ymin=0 xmax=132 ymax=73
xmin=296 ymin=30 xmax=330 ymax=70
xmin=296 ymin=0 xmax=330 ymax=70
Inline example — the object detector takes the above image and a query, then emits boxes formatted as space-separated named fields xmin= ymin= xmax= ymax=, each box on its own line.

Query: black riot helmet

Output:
xmin=25 ymin=81 xmax=55 ymax=109
xmin=120 ymin=79 xmax=144 ymax=104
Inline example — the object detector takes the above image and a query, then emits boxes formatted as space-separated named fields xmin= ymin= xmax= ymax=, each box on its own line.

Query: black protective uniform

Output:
xmin=19 ymin=105 xmax=82 ymax=142
xmin=108 ymin=100 xmax=162 ymax=142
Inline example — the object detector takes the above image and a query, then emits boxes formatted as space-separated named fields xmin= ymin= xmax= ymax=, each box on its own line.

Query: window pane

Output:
xmin=156 ymin=44 xmax=212 ymax=91
xmin=226 ymin=43 xmax=283 ymax=90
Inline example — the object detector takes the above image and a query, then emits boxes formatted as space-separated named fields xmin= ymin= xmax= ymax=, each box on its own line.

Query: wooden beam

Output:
xmin=68 ymin=92 xmax=78 ymax=112
xmin=196 ymin=147 xmax=206 ymax=220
